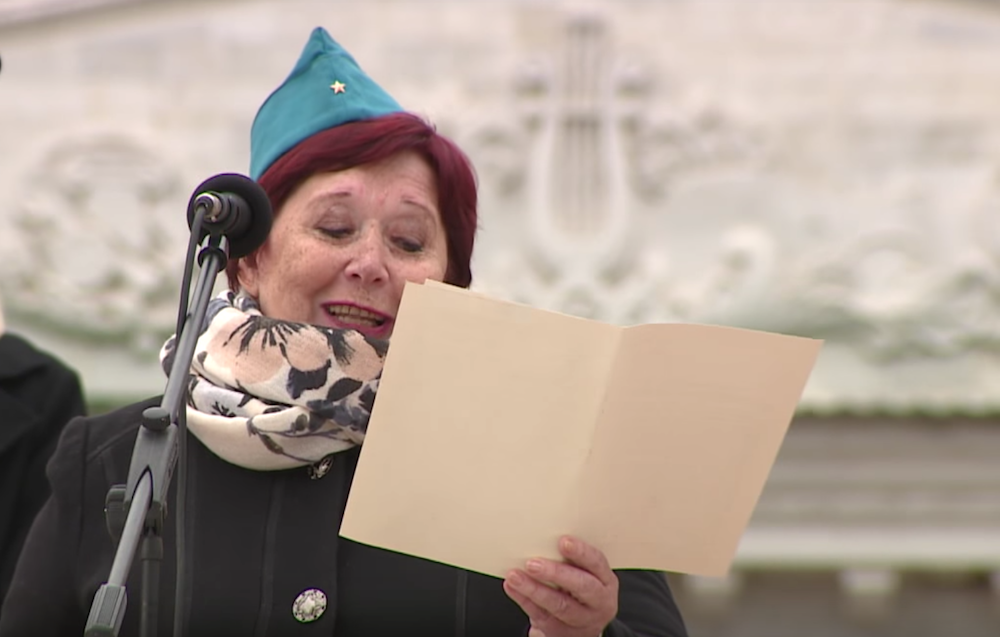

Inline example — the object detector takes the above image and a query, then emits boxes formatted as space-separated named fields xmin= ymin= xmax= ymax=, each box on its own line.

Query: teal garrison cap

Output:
xmin=249 ymin=26 xmax=404 ymax=181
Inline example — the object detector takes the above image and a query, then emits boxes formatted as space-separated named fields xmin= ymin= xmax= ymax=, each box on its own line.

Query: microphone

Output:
xmin=186 ymin=173 xmax=273 ymax=259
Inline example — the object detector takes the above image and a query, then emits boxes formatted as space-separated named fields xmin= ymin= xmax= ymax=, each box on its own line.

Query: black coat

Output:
xmin=0 ymin=397 xmax=688 ymax=637
xmin=0 ymin=333 xmax=85 ymax=606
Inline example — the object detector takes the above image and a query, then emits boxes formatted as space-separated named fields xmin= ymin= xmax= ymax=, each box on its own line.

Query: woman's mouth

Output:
xmin=323 ymin=303 xmax=390 ymax=329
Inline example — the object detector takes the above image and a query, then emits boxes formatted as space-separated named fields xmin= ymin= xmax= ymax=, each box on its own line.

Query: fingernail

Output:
xmin=561 ymin=537 xmax=577 ymax=553
xmin=526 ymin=559 xmax=544 ymax=574
xmin=507 ymin=570 xmax=525 ymax=586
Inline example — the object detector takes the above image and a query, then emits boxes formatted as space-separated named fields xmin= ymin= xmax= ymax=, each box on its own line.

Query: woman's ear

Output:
xmin=236 ymin=257 xmax=260 ymax=298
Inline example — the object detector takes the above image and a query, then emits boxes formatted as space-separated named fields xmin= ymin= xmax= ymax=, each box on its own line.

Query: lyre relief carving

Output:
xmin=478 ymin=13 xmax=669 ymax=324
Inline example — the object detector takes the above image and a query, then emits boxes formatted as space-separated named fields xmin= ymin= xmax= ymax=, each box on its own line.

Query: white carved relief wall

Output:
xmin=2 ymin=0 xmax=1000 ymax=410
xmin=3 ymin=134 xmax=185 ymax=351
xmin=458 ymin=2 xmax=1000 ymax=416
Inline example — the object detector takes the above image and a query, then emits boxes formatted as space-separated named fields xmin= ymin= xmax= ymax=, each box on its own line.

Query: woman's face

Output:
xmin=238 ymin=151 xmax=448 ymax=338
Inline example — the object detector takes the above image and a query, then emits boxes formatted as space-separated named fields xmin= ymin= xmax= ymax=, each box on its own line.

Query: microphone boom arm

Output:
xmin=84 ymin=234 xmax=230 ymax=637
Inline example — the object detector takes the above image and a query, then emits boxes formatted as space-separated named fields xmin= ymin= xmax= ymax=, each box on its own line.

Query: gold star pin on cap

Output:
xmin=330 ymin=81 xmax=346 ymax=94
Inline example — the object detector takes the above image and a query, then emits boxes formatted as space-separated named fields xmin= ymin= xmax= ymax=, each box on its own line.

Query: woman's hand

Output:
xmin=503 ymin=535 xmax=618 ymax=637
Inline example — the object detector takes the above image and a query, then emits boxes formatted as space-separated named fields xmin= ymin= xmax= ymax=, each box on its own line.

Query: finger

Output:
xmin=524 ymin=557 xmax=605 ymax=607
xmin=505 ymin=569 xmax=589 ymax=626
xmin=559 ymin=536 xmax=616 ymax=587
xmin=503 ymin=575 xmax=553 ymax=623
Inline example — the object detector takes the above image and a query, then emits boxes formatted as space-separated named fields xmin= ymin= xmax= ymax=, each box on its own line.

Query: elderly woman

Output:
xmin=0 ymin=28 xmax=687 ymax=637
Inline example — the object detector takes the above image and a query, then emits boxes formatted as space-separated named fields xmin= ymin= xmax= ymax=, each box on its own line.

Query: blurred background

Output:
xmin=1 ymin=0 xmax=999 ymax=635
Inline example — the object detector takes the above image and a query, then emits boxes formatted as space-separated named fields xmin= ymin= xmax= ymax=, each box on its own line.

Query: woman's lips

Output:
xmin=326 ymin=315 xmax=394 ymax=338
xmin=322 ymin=303 xmax=394 ymax=338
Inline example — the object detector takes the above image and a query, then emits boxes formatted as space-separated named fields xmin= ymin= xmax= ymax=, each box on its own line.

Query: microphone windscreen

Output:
xmin=186 ymin=173 xmax=273 ymax=259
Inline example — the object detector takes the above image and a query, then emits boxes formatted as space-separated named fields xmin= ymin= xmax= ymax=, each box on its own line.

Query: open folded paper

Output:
xmin=340 ymin=281 xmax=823 ymax=578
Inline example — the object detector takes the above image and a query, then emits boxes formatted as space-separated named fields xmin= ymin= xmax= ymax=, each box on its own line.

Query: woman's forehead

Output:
xmin=296 ymin=156 xmax=438 ymax=203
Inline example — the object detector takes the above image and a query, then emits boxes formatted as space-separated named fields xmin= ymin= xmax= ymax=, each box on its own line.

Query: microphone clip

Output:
xmin=194 ymin=192 xmax=247 ymax=236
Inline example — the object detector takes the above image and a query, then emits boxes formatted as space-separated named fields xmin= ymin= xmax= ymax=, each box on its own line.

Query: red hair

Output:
xmin=227 ymin=112 xmax=478 ymax=290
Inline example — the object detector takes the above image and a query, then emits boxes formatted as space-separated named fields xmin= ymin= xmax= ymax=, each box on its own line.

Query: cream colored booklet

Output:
xmin=339 ymin=280 xmax=822 ymax=578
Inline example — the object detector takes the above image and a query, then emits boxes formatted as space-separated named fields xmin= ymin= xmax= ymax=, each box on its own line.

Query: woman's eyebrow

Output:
xmin=397 ymin=197 xmax=439 ymax=219
xmin=306 ymin=190 xmax=440 ymax=223
xmin=310 ymin=190 xmax=355 ymax=205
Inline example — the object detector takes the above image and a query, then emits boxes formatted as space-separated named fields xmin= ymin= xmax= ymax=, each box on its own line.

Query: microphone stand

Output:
xmin=84 ymin=232 xmax=230 ymax=637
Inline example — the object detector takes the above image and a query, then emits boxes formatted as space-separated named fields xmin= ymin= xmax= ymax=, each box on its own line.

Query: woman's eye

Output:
xmin=394 ymin=237 xmax=424 ymax=253
xmin=320 ymin=227 xmax=352 ymax=239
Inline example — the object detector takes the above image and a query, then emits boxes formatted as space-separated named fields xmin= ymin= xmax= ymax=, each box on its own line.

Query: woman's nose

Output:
xmin=343 ymin=231 xmax=389 ymax=284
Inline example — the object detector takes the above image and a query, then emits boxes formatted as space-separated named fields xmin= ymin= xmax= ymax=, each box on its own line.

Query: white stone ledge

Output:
xmin=732 ymin=527 xmax=1000 ymax=570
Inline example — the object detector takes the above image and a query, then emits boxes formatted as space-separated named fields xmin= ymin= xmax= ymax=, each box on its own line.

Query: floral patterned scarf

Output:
xmin=159 ymin=290 xmax=386 ymax=473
